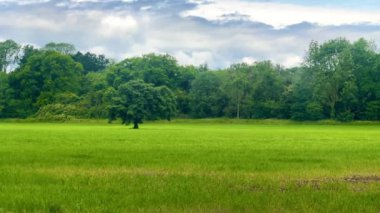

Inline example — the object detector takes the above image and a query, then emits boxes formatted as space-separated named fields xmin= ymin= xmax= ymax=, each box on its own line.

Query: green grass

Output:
xmin=1 ymin=120 xmax=380 ymax=212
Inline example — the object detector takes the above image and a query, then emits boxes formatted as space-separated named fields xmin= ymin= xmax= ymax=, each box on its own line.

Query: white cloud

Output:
xmin=123 ymin=43 xmax=160 ymax=59
xmin=174 ymin=51 xmax=213 ymax=66
xmin=99 ymin=15 xmax=138 ymax=38
xmin=0 ymin=13 xmax=60 ymax=31
xmin=87 ymin=46 xmax=111 ymax=56
xmin=20 ymin=41 xmax=40 ymax=48
xmin=282 ymin=55 xmax=303 ymax=68
xmin=241 ymin=57 xmax=256 ymax=65
xmin=187 ymin=0 xmax=209 ymax=4
xmin=183 ymin=0 xmax=380 ymax=29
xmin=0 ymin=0 xmax=50 ymax=5
xmin=70 ymin=0 xmax=100 ymax=2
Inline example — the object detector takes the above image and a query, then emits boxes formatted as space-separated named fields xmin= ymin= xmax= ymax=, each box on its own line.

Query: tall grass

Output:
xmin=0 ymin=121 xmax=380 ymax=212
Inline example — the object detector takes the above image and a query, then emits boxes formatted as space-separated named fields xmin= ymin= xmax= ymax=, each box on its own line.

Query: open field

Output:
xmin=1 ymin=120 xmax=380 ymax=212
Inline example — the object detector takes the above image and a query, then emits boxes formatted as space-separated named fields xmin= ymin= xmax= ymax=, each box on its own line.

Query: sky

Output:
xmin=1 ymin=0 xmax=380 ymax=68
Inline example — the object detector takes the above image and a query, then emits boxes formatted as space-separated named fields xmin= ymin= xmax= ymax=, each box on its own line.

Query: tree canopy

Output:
xmin=108 ymin=80 xmax=176 ymax=128
xmin=1 ymin=38 xmax=380 ymax=126
xmin=0 ymin=40 xmax=21 ymax=72
xmin=43 ymin=42 xmax=76 ymax=55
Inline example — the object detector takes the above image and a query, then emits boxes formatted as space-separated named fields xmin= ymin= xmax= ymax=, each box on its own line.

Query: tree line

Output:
xmin=1 ymin=38 xmax=380 ymax=126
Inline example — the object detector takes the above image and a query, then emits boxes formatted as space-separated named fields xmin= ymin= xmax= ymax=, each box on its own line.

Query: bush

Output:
xmin=337 ymin=111 xmax=354 ymax=122
xmin=54 ymin=92 xmax=80 ymax=104
xmin=365 ymin=101 xmax=380 ymax=120
xmin=290 ymin=103 xmax=308 ymax=121
xmin=34 ymin=104 xmax=84 ymax=121
xmin=306 ymin=102 xmax=324 ymax=120
xmin=253 ymin=101 xmax=281 ymax=119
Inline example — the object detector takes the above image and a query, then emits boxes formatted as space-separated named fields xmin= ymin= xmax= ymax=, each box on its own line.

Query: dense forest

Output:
xmin=1 ymin=38 xmax=380 ymax=124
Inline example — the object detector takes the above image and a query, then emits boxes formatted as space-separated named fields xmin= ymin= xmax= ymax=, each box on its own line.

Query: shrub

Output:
xmin=306 ymin=102 xmax=324 ymax=120
xmin=337 ymin=111 xmax=354 ymax=122
xmin=365 ymin=101 xmax=380 ymax=120
xmin=34 ymin=104 xmax=84 ymax=121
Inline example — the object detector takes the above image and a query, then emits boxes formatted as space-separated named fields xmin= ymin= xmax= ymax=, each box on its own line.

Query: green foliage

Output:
xmin=108 ymin=80 xmax=176 ymax=128
xmin=34 ymin=103 xmax=83 ymax=121
xmin=1 ymin=38 xmax=380 ymax=121
xmin=77 ymin=72 xmax=110 ymax=118
xmin=223 ymin=63 xmax=253 ymax=118
xmin=0 ymin=39 xmax=21 ymax=72
xmin=189 ymin=72 xmax=225 ymax=118
xmin=365 ymin=101 xmax=380 ymax=120
xmin=306 ymin=38 xmax=358 ymax=119
xmin=222 ymin=61 xmax=285 ymax=119
xmin=252 ymin=100 xmax=282 ymax=119
xmin=107 ymin=54 xmax=175 ymax=87
xmin=336 ymin=111 xmax=355 ymax=122
xmin=0 ymin=72 xmax=8 ymax=116
xmin=106 ymin=54 xmax=199 ymax=117
xmin=18 ymin=45 xmax=40 ymax=67
xmin=54 ymin=92 xmax=80 ymax=104
xmin=72 ymin=51 xmax=110 ymax=74
xmin=42 ymin=42 xmax=76 ymax=55
xmin=306 ymin=102 xmax=324 ymax=121
xmin=8 ymin=51 xmax=83 ymax=116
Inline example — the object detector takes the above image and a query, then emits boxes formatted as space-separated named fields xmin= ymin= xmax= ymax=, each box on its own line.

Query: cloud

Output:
xmin=1 ymin=0 xmax=380 ymax=69
xmin=241 ymin=57 xmax=256 ymax=65
xmin=183 ymin=0 xmax=380 ymax=29
xmin=0 ymin=0 xmax=50 ymax=5
xmin=0 ymin=11 xmax=60 ymax=31
xmin=99 ymin=14 xmax=138 ymax=38
xmin=88 ymin=46 xmax=111 ymax=56
xmin=174 ymin=51 xmax=213 ymax=66
xmin=282 ymin=55 xmax=303 ymax=68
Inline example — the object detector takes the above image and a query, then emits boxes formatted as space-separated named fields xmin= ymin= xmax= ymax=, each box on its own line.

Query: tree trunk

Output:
xmin=237 ymin=96 xmax=240 ymax=120
xmin=133 ymin=122 xmax=139 ymax=129
xmin=330 ymin=102 xmax=336 ymax=119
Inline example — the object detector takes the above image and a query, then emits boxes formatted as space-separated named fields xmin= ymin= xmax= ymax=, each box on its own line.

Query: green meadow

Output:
xmin=1 ymin=120 xmax=380 ymax=212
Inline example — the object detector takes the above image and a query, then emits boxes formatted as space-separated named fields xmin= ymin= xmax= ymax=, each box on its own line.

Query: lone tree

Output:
xmin=108 ymin=80 xmax=176 ymax=129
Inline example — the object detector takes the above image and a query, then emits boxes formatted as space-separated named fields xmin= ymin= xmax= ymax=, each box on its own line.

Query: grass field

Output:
xmin=1 ymin=120 xmax=380 ymax=212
